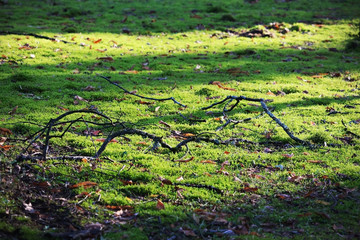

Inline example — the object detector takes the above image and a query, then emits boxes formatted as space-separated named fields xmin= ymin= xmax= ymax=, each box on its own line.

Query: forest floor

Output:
xmin=0 ymin=0 xmax=360 ymax=239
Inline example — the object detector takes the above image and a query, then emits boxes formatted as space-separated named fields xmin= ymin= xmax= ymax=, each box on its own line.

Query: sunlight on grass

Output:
xmin=0 ymin=0 xmax=360 ymax=239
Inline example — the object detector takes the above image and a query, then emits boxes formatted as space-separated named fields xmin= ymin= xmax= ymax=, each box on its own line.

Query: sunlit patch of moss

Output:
xmin=0 ymin=0 xmax=359 ymax=238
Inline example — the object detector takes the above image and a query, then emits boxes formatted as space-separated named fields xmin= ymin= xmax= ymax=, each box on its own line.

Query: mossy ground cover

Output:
xmin=0 ymin=0 xmax=359 ymax=239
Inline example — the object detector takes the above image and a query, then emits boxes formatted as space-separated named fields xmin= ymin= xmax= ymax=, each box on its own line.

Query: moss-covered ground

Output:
xmin=0 ymin=0 xmax=359 ymax=239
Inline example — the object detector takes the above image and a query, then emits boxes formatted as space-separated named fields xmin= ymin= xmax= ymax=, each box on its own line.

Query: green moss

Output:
xmin=0 ymin=221 xmax=15 ymax=233
xmin=307 ymin=131 xmax=332 ymax=144
xmin=220 ymin=14 xmax=236 ymax=22
xmin=0 ymin=0 xmax=359 ymax=238
xmin=207 ymin=6 xmax=228 ymax=13
xmin=9 ymin=73 xmax=34 ymax=83
xmin=19 ymin=225 xmax=41 ymax=240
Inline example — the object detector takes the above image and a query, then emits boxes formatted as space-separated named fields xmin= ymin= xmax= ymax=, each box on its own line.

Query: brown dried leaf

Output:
xmin=156 ymin=199 xmax=165 ymax=210
xmin=106 ymin=205 xmax=133 ymax=211
xmin=242 ymin=187 xmax=258 ymax=192
xmin=0 ymin=137 xmax=6 ymax=145
xmin=209 ymin=81 xmax=236 ymax=91
xmin=95 ymin=138 xmax=118 ymax=143
xmin=174 ymin=156 xmax=195 ymax=163
xmin=69 ymin=181 xmax=97 ymax=189
xmin=181 ymin=228 xmax=197 ymax=237
xmin=0 ymin=145 xmax=14 ymax=151
xmin=0 ymin=127 xmax=12 ymax=136
xmin=200 ymin=160 xmax=217 ymax=164
xmin=97 ymin=56 xmax=114 ymax=62
xmin=136 ymin=100 xmax=154 ymax=105
xmin=83 ymin=85 xmax=96 ymax=91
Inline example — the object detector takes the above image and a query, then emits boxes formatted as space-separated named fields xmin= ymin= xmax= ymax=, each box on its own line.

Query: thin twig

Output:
xmin=203 ymin=95 xmax=311 ymax=146
xmin=0 ymin=31 xmax=76 ymax=44
xmin=100 ymin=76 xmax=187 ymax=107
xmin=40 ymin=109 xmax=112 ymax=159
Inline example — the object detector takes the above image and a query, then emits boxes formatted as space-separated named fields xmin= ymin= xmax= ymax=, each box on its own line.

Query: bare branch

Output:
xmin=100 ymin=76 xmax=187 ymax=107
xmin=203 ymin=95 xmax=311 ymax=146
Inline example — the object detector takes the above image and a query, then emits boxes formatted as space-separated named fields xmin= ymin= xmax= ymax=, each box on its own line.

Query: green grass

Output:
xmin=0 ymin=0 xmax=360 ymax=239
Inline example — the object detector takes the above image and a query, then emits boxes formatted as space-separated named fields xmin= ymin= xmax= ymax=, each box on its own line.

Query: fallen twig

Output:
xmin=100 ymin=76 xmax=187 ymax=107
xmin=203 ymin=95 xmax=311 ymax=146
xmin=341 ymin=120 xmax=360 ymax=138
xmin=0 ymin=31 xmax=76 ymax=44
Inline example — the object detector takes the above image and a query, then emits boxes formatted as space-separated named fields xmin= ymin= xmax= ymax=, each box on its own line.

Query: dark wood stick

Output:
xmin=100 ymin=76 xmax=187 ymax=107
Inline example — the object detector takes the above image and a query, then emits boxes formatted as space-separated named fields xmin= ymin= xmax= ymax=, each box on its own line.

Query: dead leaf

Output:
xmin=156 ymin=199 xmax=165 ymax=210
xmin=106 ymin=205 xmax=133 ymax=211
xmin=83 ymin=85 xmax=96 ymax=91
xmin=242 ymin=187 xmax=258 ymax=192
xmin=181 ymin=228 xmax=197 ymax=237
xmin=200 ymin=160 xmax=217 ymax=164
xmin=233 ymin=176 xmax=242 ymax=182
xmin=209 ymin=81 xmax=236 ymax=91
xmin=160 ymin=178 xmax=172 ymax=185
xmin=74 ymin=95 xmax=88 ymax=102
xmin=57 ymin=106 xmax=68 ymax=111
xmin=75 ymin=192 xmax=92 ymax=198
xmin=266 ymin=91 xmax=276 ymax=96
xmin=308 ymin=160 xmax=323 ymax=163
xmin=23 ymin=202 xmax=35 ymax=213
xmin=226 ymin=67 xmax=249 ymax=76
xmin=282 ymin=153 xmax=294 ymax=158
xmin=176 ymin=176 xmax=184 ymax=181
xmin=19 ymin=44 xmax=34 ymax=50
xmin=69 ymin=181 xmax=97 ymax=189
xmin=32 ymin=181 xmax=51 ymax=188
xmin=277 ymin=193 xmax=291 ymax=199
xmin=174 ymin=156 xmax=195 ymax=163
xmin=182 ymin=133 xmax=195 ymax=137
xmin=190 ymin=14 xmax=202 ymax=19
xmin=0 ymin=145 xmax=14 ymax=151
xmin=136 ymin=100 xmax=154 ymax=105
xmin=0 ymin=137 xmax=6 ymax=145
xmin=72 ymin=68 xmax=80 ymax=74
xmin=97 ymin=57 xmax=114 ymax=62
xmin=0 ymin=128 xmax=12 ymax=136
xmin=120 ymin=179 xmax=133 ymax=185
xmin=95 ymin=138 xmax=118 ymax=143
xmin=125 ymin=70 xmax=139 ymax=74
xmin=93 ymin=39 xmax=102 ymax=44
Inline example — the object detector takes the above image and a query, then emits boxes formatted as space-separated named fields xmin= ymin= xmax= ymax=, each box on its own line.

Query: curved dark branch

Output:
xmin=203 ymin=95 xmax=311 ymax=145
xmin=100 ymin=76 xmax=187 ymax=107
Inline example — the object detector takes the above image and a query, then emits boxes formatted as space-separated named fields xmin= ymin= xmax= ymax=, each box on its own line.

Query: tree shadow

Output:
xmin=0 ymin=0 xmax=359 ymax=34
